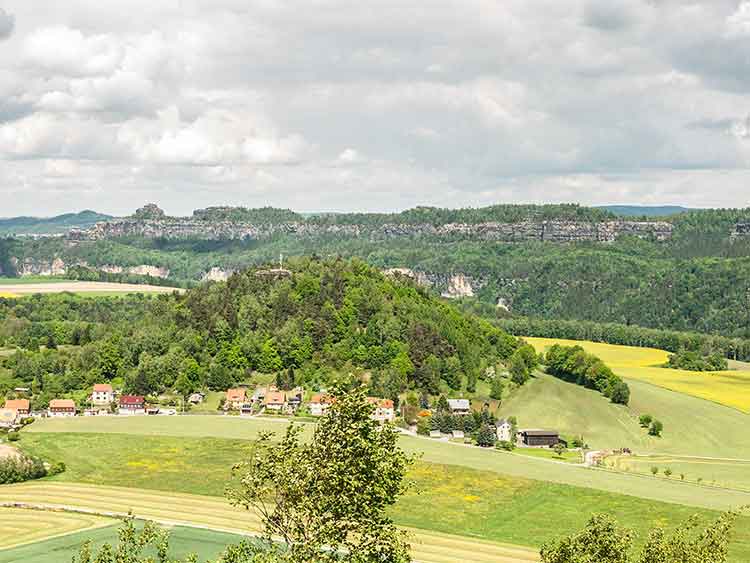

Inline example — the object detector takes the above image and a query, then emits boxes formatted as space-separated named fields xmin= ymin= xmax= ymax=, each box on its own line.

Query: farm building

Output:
xmin=226 ymin=388 xmax=246 ymax=410
xmin=518 ymin=429 xmax=565 ymax=448
xmin=4 ymin=399 xmax=30 ymax=415
xmin=91 ymin=384 xmax=114 ymax=405
xmin=367 ymin=397 xmax=396 ymax=423
xmin=452 ymin=430 xmax=465 ymax=440
xmin=188 ymin=392 xmax=205 ymax=405
xmin=309 ymin=394 xmax=332 ymax=417
xmin=447 ymin=399 xmax=471 ymax=415
xmin=496 ymin=419 xmax=513 ymax=442
xmin=118 ymin=395 xmax=146 ymax=415
xmin=48 ymin=399 xmax=76 ymax=417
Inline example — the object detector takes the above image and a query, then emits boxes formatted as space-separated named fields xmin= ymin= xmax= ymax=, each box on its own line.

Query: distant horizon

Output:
xmin=0 ymin=202 xmax=705 ymax=221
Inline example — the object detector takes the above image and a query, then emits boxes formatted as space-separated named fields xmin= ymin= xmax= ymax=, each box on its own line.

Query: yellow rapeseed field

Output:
xmin=526 ymin=337 xmax=750 ymax=413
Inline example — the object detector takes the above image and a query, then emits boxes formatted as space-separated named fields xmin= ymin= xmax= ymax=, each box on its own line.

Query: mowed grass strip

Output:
xmin=0 ymin=483 xmax=539 ymax=563
xmin=0 ymin=507 xmax=114 ymax=550
xmin=607 ymin=455 xmax=750 ymax=491
xmin=0 ymin=522 xmax=252 ymax=563
xmin=14 ymin=432 xmax=750 ymax=560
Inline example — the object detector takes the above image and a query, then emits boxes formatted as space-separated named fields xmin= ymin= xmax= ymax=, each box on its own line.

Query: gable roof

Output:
xmin=310 ymin=393 xmax=332 ymax=404
xmin=367 ymin=397 xmax=394 ymax=409
xmin=226 ymin=388 xmax=246 ymax=402
xmin=93 ymin=384 xmax=113 ymax=393
xmin=496 ymin=419 xmax=510 ymax=427
xmin=119 ymin=395 xmax=145 ymax=406
xmin=264 ymin=391 xmax=286 ymax=405
xmin=520 ymin=429 xmax=559 ymax=437
xmin=447 ymin=399 xmax=470 ymax=410
xmin=4 ymin=399 xmax=29 ymax=411
xmin=49 ymin=399 xmax=75 ymax=409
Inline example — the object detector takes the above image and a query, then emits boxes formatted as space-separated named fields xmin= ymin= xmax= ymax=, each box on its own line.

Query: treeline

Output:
xmin=308 ymin=203 xmax=616 ymax=226
xmin=544 ymin=344 xmax=630 ymax=405
xmin=0 ymin=258 xmax=520 ymax=406
xmin=497 ymin=317 xmax=750 ymax=361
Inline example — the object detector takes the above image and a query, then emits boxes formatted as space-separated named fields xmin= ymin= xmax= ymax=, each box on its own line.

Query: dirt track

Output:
xmin=0 ymin=282 xmax=183 ymax=295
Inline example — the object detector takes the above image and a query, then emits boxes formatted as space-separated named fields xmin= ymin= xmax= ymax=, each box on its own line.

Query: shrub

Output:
xmin=48 ymin=461 xmax=67 ymax=476
xmin=649 ymin=420 xmax=664 ymax=437
xmin=496 ymin=440 xmax=515 ymax=451
xmin=7 ymin=431 xmax=20 ymax=442
xmin=651 ymin=466 xmax=659 ymax=476
xmin=639 ymin=414 xmax=653 ymax=428
xmin=0 ymin=455 xmax=47 ymax=484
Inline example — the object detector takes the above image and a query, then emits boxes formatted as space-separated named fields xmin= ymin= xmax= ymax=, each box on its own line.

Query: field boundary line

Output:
xmin=0 ymin=507 xmax=115 ymax=552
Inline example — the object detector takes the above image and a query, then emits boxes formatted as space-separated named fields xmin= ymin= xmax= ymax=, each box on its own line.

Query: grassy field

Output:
xmin=23 ymin=415 xmax=750 ymax=510
xmin=511 ymin=447 xmax=582 ymax=464
xmin=0 ymin=280 xmax=182 ymax=296
xmin=0 ymin=507 xmax=113 ymax=550
xmin=12 ymin=428 xmax=750 ymax=557
xmin=0 ymin=277 xmax=70 ymax=285
xmin=497 ymin=373 xmax=750 ymax=459
xmin=0 ymin=516 xmax=256 ymax=563
xmin=0 ymin=483 xmax=541 ymax=563
xmin=607 ymin=455 xmax=750 ymax=491
xmin=525 ymin=337 xmax=750 ymax=413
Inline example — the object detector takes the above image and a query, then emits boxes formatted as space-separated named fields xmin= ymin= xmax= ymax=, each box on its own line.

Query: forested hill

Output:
xmin=0 ymin=210 xmax=112 ymax=236
xmin=0 ymin=258 xmax=519 ymax=404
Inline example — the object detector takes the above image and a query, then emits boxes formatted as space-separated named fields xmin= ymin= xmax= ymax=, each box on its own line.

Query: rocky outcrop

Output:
xmin=11 ymin=257 xmax=67 ymax=276
xmin=97 ymin=264 xmax=170 ymax=278
xmin=731 ymin=223 xmax=750 ymax=239
xmin=70 ymin=207 xmax=673 ymax=244
xmin=384 ymin=268 xmax=487 ymax=299
xmin=441 ymin=273 xmax=475 ymax=298
xmin=202 ymin=267 xmax=233 ymax=282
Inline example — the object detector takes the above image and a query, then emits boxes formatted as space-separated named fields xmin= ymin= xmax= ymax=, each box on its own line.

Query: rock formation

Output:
xmin=70 ymin=207 xmax=674 ymax=244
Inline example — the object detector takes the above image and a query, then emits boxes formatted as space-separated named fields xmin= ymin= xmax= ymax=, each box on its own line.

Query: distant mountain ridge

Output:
xmin=598 ymin=205 xmax=693 ymax=217
xmin=0 ymin=210 xmax=113 ymax=235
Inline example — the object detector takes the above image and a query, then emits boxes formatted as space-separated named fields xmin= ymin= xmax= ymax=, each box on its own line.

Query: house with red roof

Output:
xmin=225 ymin=388 xmax=246 ymax=410
xmin=48 ymin=399 xmax=76 ymax=417
xmin=118 ymin=395 xmax=146 ymax=415
xmin=4 ymin=399 xmax=30 ymax=416
xmin=263 ymin=391 xmax=286 ymax=412
xmin=91 ymin=384 xmax=114 ymax=405
xmin=309 ymin=393 xmax=332 ymax=417
xmin=367 ymin=397 xmax=395 ymax=423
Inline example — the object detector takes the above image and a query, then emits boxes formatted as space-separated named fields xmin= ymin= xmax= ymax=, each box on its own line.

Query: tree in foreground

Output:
xmin=228 ymin=383 xmax=414 ymax=563
xmin=74 ymin=386 xmax=414 ymax=563
xmin=540 ymin=511 xmax=742 ymax=563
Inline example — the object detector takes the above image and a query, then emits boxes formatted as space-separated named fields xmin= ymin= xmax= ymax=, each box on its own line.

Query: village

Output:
xmin=0 ymin=383 xmax=572 ymax=456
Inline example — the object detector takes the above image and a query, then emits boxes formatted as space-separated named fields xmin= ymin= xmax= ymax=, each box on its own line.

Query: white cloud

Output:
xmin=1 ymin=0 xmax=750 ymax=215
xmin=24 ymin=26 xmax=124 ymax=76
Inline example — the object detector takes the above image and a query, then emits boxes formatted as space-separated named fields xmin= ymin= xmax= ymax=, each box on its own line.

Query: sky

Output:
xmin=1 ymin=1 xmax=750 ymax=216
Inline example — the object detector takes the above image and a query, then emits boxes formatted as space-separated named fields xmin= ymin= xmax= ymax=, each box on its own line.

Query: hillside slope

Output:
xmin=498 ymin=373 xmax=750 ymax=459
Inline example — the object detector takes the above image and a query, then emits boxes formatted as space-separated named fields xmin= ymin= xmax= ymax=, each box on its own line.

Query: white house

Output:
xmin=447 ymin=399 xmax=471 ymax=415
xmin=367 ymin=397 xmax=395 ymax=423
xmin=91 ymin=384 xmax=114 ymax=406
xmin=263 ymin=391 xmax=286 ymax=412
xmin=496 ymin=419 xmax=513 ymax=442
xmin=309 ymin=394 xmax=332 ymax=417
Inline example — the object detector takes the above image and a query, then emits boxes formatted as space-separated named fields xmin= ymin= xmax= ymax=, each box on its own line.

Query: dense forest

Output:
xmin=5 ymin=204 xmax=750 ymax=339
xmin=0 ymin=258 xmax=519 ymax=408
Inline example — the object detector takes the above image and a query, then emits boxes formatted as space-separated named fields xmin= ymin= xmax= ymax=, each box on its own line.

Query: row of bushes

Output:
xmin=544 ymin=344 xmax=630 ymax=405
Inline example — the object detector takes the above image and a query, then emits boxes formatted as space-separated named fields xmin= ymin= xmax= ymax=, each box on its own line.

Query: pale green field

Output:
xmin=526 ymin=337 xmax=750 ymax=413
xmin=0 ymin=507 xmax=113 ymax=550
xmin=24 ymin=415 xmax=750 ymax=512
xmin=0 ymin=277 xmax=69 ymax=285
xmin=607 ymin=455 xmax=750 ymax=491
xmin=498 ymin=373 xmax=750 ymax=460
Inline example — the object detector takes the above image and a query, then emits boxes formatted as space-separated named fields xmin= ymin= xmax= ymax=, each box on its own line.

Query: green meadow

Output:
xmin=13 ymin=428 xmax=750 ymax=561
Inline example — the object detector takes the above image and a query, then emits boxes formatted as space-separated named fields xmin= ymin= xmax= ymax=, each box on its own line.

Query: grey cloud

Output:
xmin=0 ymin=8 xmax=14 ymax=40
xmin=582 ymin=0 xmax=639 ymax=31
